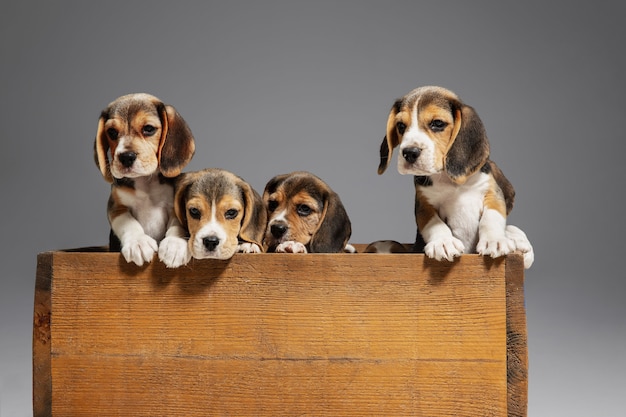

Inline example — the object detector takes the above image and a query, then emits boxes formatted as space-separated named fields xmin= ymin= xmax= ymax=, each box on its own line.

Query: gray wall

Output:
xmin=1 ymin=1 xmax=624 ymax=415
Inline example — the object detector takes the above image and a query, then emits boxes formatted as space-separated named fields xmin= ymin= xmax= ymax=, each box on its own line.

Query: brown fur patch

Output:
xmin=483 ymin=177 xmax=507 ymax=217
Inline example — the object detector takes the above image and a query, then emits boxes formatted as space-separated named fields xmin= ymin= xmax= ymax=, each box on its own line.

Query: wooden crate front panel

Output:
xmin=35 ymin=251 xmax=514 ymax=417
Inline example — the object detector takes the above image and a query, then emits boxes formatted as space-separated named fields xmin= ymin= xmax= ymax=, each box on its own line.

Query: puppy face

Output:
xmin=94 ymin=93 xmax=195 ymax=183
xmin=263 ymin=172 xmax=351 ymax=253
xmin=378 ymin=86 xmax=489 ymax=185
xmin=175 ymin=169 xmax=266 ymax=260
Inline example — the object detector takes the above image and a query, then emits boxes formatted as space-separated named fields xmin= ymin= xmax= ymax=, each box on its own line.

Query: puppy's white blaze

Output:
xmin=191 ymin=203 xmax=228 ymax=258
xmin=115 ymin=136 xmax=133 ymax=155
xmin=270 ymin=209 xmax=287 ymax=224
xmin=397 ymin=108 xmax=437 ymax=175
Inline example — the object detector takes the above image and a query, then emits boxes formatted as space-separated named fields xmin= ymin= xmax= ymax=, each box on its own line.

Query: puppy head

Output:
xmin=263 ymin=171 xmax=351 ymax=253
xmin=94 ymin=93 xmax=195 ymax=183
xmin=174 ymin=169 xmax=266 ymax=260
xmin=378 ymin=86 xmax=490 ymax=184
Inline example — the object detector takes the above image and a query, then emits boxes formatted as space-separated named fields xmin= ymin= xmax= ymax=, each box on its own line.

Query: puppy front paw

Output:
xmin=476 ymin=235 xmax=515 ymax=259
xmin=424 ymin=237 xmax=464 ymax=262
xmin=275 ymin=241 xmax=308 ymax=253
xmin=238 ymin=242 xmax=262 ymax=253
xmin=506 ymin=225 xmax=535 ymax=269
xmin=158 ymin=236 xmax=192 ymax=268
xmin=121 ymin=234 xmax=158 ymax=266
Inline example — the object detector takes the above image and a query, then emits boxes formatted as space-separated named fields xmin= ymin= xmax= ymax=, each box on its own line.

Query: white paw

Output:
xmin=275 ymin=241 xmax=308 ymax=253
xmin=158 ymin=236 xmax=191 ymax=268
xmin=121 ymin=234 xmax=158 ymax=266
xmin=344 ymin=244 xmax=356 ymax=253
xmin=424 ymin=237 xmax=464 ymax=261
xmin=238 ymin=242 xmax=262 ymax=253
xmin=476 ymin=235 xmax=515 ymax=259
xmin=506 ymin=225 xmax=535 ymax=269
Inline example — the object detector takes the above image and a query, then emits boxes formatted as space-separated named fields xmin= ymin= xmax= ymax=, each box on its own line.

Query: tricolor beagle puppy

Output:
xmin=174 ymin=168 xmax=267 ymax=261
xmin=262 ymin=171 xmax=353 ymax=253
xmin=94 ymin=93 xmax=195 ymax=268
xmin=378 ymin=86 xmax=533 ymax=268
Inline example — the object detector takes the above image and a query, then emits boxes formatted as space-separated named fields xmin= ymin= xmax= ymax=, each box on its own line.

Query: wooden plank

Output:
xmin=34 ymin=249 xmax=522 ymax=416
xmin=33 ymin=252 xmax=52 ymax=417
xmin=505 ymin=254 xmax=528 ymax=417
xmin=51 ymin=357 xmax=505 ymax=416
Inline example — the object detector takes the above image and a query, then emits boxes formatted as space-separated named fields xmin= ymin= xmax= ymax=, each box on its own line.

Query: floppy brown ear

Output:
xmin=238 ymin=181 xmax=268 ymax=249
xmin=445 ymin=104 xmax=490 ymax=184
xmin=309 ymin=191 xmax=352 ymax=253
xmin=487 ymin=160 xmax=516 ymax=215
xmin=94 ymin=113 xmax=114 ymax=183
xmin=378 ymin=105 xmax=401 ymax=175
xmin=157 ymin=104 xmax=196 ymax=178
xmin=173 ymin=172 xmax=197 ymax=230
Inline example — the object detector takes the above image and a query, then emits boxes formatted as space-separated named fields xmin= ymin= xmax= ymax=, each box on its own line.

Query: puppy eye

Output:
xmin=429 ymin=119 xmax=448 ymax=132
xmin=142 ymin=125 xmax=157 ymax=136
xmin=296 ymin=204 xmax=312 ymax=217
xmin=106 ymin=128 xmax=119 ymax=140
xmin=188 ymin=207 xmax=201 ymax=220
xmin=396 ymin=122 xmax=406 ymax=135
xmin=225 ymin=209 xmax=239 ymax=220
xmin=268 ymin=200 xmax=278 ymax=212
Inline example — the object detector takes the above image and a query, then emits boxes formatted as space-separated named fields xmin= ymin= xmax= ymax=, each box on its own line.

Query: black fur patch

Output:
xmin=114 ymin=177 xmax=135 ymax=188
xmin=414 ymin=176 xmax=433 ymax=187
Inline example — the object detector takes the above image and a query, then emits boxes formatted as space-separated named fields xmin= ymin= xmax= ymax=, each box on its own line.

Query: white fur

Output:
xmin=111 ymin=212 xmax=158 ymax=266
xmin=420 ymin=172 xmax=489 ymax=250
xmin=505 ymin=225 xmax=535 ymax=269
xmin=275 ymin=241 xmax=308 ymax=253
xmin=191 ymin=203 xmax=229 ymax=259
xmin=415 ymin=172 xmax=517 ymax=262
xmin=158 ymin=220 xmax=191 ymax=268
xmin=344 ymin=244 xmax=356 ymax=253
xmin=476 ymin=208 xmax=515 ymax=259
xmin=111 ymin=176 xmax=177 ymax=266
xmin=269 ymin=209 xmax=287 ymax=225
xmin=238 ymin=242 xmax=262 ymax=253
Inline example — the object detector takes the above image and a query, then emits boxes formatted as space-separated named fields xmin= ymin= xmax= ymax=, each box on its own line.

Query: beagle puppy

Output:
xmin=263 ymin=171 xmax=353 ymax=253
xmin=174 ymin=168 xmax=267 ymax=261
xmin=94 ymin=93 xmax=195 ymax=267
xmin=378 ymin=86 xmax=533 ymax=268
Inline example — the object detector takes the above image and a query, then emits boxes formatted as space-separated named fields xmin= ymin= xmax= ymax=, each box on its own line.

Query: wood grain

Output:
xmin=33 ymin=249 xmax=526 ymax=416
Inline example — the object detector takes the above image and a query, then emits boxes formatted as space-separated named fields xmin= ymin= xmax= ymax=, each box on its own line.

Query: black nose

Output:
xmin=402 ymin=147 xmax=421 ymax=164
xmin=119 ymin=151 xmax=137 ymax=168
xmin=270 ymin=223 xmax=288 ymax=238
xmin=203 ymin=236 xmax=220 ymax=251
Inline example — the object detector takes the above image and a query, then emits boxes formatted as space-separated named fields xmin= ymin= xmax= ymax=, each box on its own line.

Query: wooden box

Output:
xmin=33 ymin=247 xmax=527 ymax=416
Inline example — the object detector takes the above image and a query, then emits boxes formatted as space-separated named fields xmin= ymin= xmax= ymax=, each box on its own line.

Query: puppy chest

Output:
xmin=118 ymin=183 xmax=174 ymax=239
xmin=421 ymin=176 xmax=489 ymax=245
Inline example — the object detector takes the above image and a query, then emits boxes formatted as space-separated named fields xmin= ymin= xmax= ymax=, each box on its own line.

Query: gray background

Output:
xmin=1 ymin=1 xmax=624 ymax=415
